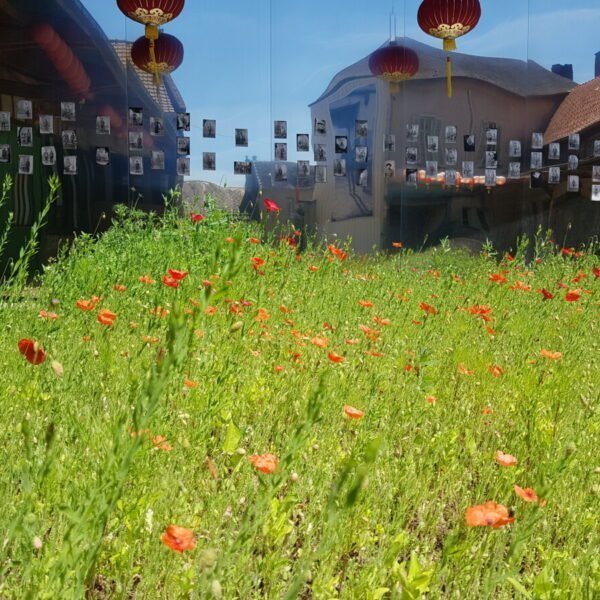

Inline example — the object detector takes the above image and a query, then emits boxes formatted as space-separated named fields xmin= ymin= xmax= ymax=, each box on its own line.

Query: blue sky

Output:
xmin=83 ymin=0 xmax=600 ymax=185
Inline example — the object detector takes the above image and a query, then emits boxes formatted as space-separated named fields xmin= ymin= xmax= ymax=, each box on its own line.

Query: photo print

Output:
xmin=234 ymin=161 xmax=252 ymax=175
xmin=203 ymin=119 xmax=216 ymax=138
xmin=486 ymin=151 xmax=498 ymax=168
xmin=568 ymin=133 xmax=580 ymax=151
xmin=96 ymin=116 xmax=111 ymax=135
xmin=177 ymin=157 xmax=191 ymax=177
xmin=567 ymin=175 xmax=579 ymax=192
xmin=18 ymin=127 xmax=33 ymax=148
xmin=0 ymin=111 xmax=11 ymax=131
xmin=592 ymin=184 xmax=600 ymax=201
xmin=384 ymin=134 xmax=396 ymax=152
xmin=333 ymin=158 xmax=346 ymax=177
xmin=0 ymin=144 xmax=10 ymax=164
xmin=594 ymin=140 xmax=600 ymax=157
xmin=548 ymin=166 xmax=561 ymax=185
xmin=64 ymin=155 xmax=77 ymax=176
xmin=274 ymin=120 xmax=287 ymax=139
xmin=275 ymin=142 xmax=287 ymax=161
xmin=425 ymin=160 xmax=438 ymax=178
xmin=384 ymin=160 xmax=395 ymax=178
xmin=129 ymin=131 xmax=143 ymax=151
xmin=150 ymin=117 xmax=164 ymax=136
xmin=274 ymin=163 xmax=288 ymax=182
xmin=530 ymin=171 xmax=542 ymax=188
xmin=16 ymin=100 xmax=32 ymax=120
xmin=406 ymin=124 xmax=419 ymax=142
xmin=203 ymin=152 xmax=215 ymax=171
xmin=445 ymin=125 xmax=457 ymax=144
xmin=177 ymin=137 xmax=190 ymax=156
xmin=297 ymin=160 xmax=310 ymax=177
xmin=177 ymin=112 xmax=190 ymax=131
xmin=508 ymin=162 xmax=521 ymax=179
xmin=548 ymin=142 xmax=560 ymax=161
xmin=357 ymin=168 xmax=368 ymax=187
xmin=509 ymin=140 xmax=521 ymax=158
xmin=95 ymin=147 xmax=109 ymax=166
xmin=530 ymin=152 xmax=542 ymax=170
xmin=39 ymin=115 xmax=53 ymax=135
xmin=315 ymin=165 xmax=327 ymax=184
xmin=568 ymin=154 xmax=579 ymax=171
xmin=427 ymin=136 xmax=439 ymax=153
xmin=485 ymin=168 xmax=497 ymax=187
xmin=531 ymin=132 xmax=544 ymax=150
xmin=314 ymin=118 xmax=326 ymax=135
xmin=18 ymin=155 xmax=33 ymax=175
xmin=335 ymin=136 xmax=348 ymax=153
xmin=61 ymin=102 xmax=76 ymax=122
xmin=446 ymin=169 xmax=457 ymax=186
xmin=485 ymin=128 xmax=498 ymax=146
xmin=445 ymin=148 xmax=457 ymax=166
xmin=406 ymin=147 xmax=418 ymax=165
xmin=129 ymin=107 xmax=143 ymax=128
xmin=41 ymin=146 xmax=56 ymax=166
xmin=151 ymin=150 xmax=165 ymax=170
xmin=355 ymin=146 xmax=368 ymax=163
xmin=129 ymin=155 xmax=143 ymax=176
xmin=462 ymin=161 xmax=475 ymax=178
xmin=235 ymin=128 xmax=248 ymax=147
xmin=314 ymin=144 xmax=327 ymax=162
xmin=406 ymin=168 xmax=418 ymax=186
xmin=592 ymin=165 xmax=600 ymax=182
xmin=464 ymin=134 xmax=475 ymax=152
xmin=355 ymin=120 xmax=368 ymax=137
xmin=296 ymin=133 xmax=309 ymax=152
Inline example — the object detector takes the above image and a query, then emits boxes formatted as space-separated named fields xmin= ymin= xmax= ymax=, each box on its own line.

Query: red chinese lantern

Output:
xmin=368 ymin=41 xmax=419 ymax=92
xmin=417 ymin=0 xmax=481 ymax=97
xmin=131 ymin=33 xmax=184 ymax=77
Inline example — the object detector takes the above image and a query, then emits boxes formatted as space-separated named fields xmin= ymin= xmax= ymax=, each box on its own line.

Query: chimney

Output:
xmin=551 ymin=64 xmax=573 ymax=80
xmin=596 ymin=52 xmax=600 ymax=78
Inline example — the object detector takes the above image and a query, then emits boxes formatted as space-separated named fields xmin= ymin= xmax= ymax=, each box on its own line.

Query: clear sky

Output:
xmin=82 ymin=0 xmax=600 ymax=185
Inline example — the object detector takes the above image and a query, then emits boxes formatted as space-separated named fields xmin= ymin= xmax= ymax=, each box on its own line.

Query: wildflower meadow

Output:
xmin=0 ymin=182 xmax=599 ymax=598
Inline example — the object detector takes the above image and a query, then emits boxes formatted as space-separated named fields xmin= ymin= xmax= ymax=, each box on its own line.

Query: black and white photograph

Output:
xmin=274 ymin=163 xmax=288 ymax=182
xmin=357 ymin=168 xmax=368 ymax=187
xmin=234 ymin=161 xmax=252 ymax=175
xmin=530 ymin=171 xmax=542 ymax=188
xmin=530 ymin=152 xmax=542 ymax=170
xmin=297 ymin=160 xmax=310 ymax=177
xmin=41 ymin=146 xmax=56 ymax=166
xmin=464 ymin=134 xmax=475 ymax=152
xmin=235 ymin=128 xmax=248 ymax=147
xmin=0 ymin=144 xmax=11 ymax=163
xmin=592 ymin=184 xmax=600 ymax=201
xmin=355 ymin=120 xmax=368 ymax=137
xmin=314 ymin=118 xmax=326 ymax=135
xmin=462 ymin=161 xmax=475 ymax=178
xmin=64 ymin=155 xmax=77 ymax=175
xmin=509 ymin=140 xmax=521 ymax=158
xmin=427 ymin=136 xmax=439 ymax=153
xmin=274 ymin=120 xmax=287 ymax=139
xmin=129 ymin=107 xmax=143 ymax=127
xmin=177 ymin=112 xmax=190 ymax=131
xmin=548 ymin=166 xmax=561 ymax=185
xmin=425 ymin=160 xmax=438 ymax=178
xmin=314 ymin=144 xmax=327 ymax=162
xmin=406 ymin=147 xmax=418 ymax=165
xmin=177 ymin=157 xmax=190 ymax=176
xmin=485 ymin=168 xmax=497 ymax=186
xmin=592 ymin=165 xmax=600 ymax=182
xmin=384 ymin=160 xmax=395 ymax=178
xmin=568 ymin=154 xmax=579 ymax=171
xmin=567 ymin=175 xmax=579 ymax=192
xmin=129 ymin=155 xmax=143 ymax=176
xmin=445 ymin=125 xmax=457 ymax=144
xmin=335 ymin=136 xmax=348 ymax=154
xmin=18 ymin=127 xmax=33 ymax=147
xmin=333 ymin=158 xmax=346 ymax=177
xmin=274 ymin=142 xmax=287 ymax=161
xmin=95 ymin=147 xmax=109 ymax=166
xmin=0 ymin=111 xmax=11 ymax=131
xmin=315 ymin=165 xmax=327 ymax=183
xmin=406 ymin=124 xmax=419 ymax=142
xmin=62 ymin=129 xmax=77 ymax=150
xmin=406 ymin=168 xmax=418 ymax=186
xmin=203 ymin=152 xmax=216 ymax=171
xmin=296 ymin=133 xmax=309 ymax=152
xmin=548 ymin=142 xmax=560 ymax=160
xmin=384 ymin=134 xmax=396 ymax=152
xmin=508 ymin=162 xmax=521 ymax=179
xmin=16 ymin=100 xmax=32 ymax=120
xmin=568 ymin=133 xmax=580 ymax=150
xmin=445 ymin=148 xmax=457 ymax=166
xmin=203 ymin=119 xmax=216 ymax=138
xmin=96 ymin=116 xmax=111 ymax=135
xmin=177 ymin=137 xmax=190 ymax=155
xmin=531 ymin=132 xmax=544 ymax=150
xmin=594 ymin=140 xmax=600 ymax=158
xmin=446 ymin=169 xmax=457 ymax=186
xmin=18 ymin=155 xmax=33 ymax=175
xmin=129 ymin=131 xmax=143 ymax=151
xmin=355 ymin=145 xmax=368 ymax=163
xmin=39 ymin=115 xmax=53 ymax=135
xmin=150 ymin=117 xmax=164 ymax=136
xmin=61 ymin=102 xmax=76 ymax=122
xmin=486 ymin=151 xmax=498 ymax=168
xmin=152 ymin=150 xmax=166 ymax=170
xmin=485 ymin=128 xmax=498 ymax=146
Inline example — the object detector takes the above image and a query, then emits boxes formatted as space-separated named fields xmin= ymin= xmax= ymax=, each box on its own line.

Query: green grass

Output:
xmin=0 ymin=202 xmax=598 ymax=599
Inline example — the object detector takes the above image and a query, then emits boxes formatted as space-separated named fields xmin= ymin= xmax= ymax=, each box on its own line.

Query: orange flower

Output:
xmin=509 ymin=281 xmax=532 ymax=292
xmin=486 ymin=327 xmax=497 ymax=336
xmin=225 ymin=236 xmax=235 ymax=243
xmin=113 ymin=284 xmax=127 ymax=292
xmin=343 ymin=405 xmax=365 ymax=419
xmin=572 ymin=272 xmax=588 ymax=283
xmin=161 ymin=525 xmax=196 ymax=553
xmin=162 ymin=275 xmax=180 ymax=288
xmin=358 ymin=300 xmax=374 ymax=308
xmin=565 ymin=289 xmax=581 ymax=302
xmin=538 ymin=288 xmax=554 ymax=300
xmin=514 ymin=485 xmax=539 ymax=503
xmin=168 ymin=269 xmax=188 ymax=281
xmin=425 ymin=395 xmax=437 ymax=404
xmin=97 ymin=309 xmax=116 ymax=326
xmin=18 ymin=339 xmax=46 ymax=365
xmin=249 ymin=237 xmax=261 ymax=244
xmin=311 ymin=336 xmax=329 ymax=348
xmin=204 ymin=306 xmax=218 ymax=315
xmin=274 ymin=365 xmax=284 ymax=373
xmin=152 ymin=435 xmax=173 ymax=451
xmin=249 ymin=453 xmax=279 ymax=474
xmin=345 ymin=338 xmax=359 ymax=345
xmin=372 ymin=316 xmax=391 ymax=326
xmin=465 ymin=501 xmax=515 ymax=528
xmin=141 ymin=335 xmax=160 ymax=344
xmin=419 ymin=302 xmax=437 ymax=315
xmin=251 ymin=257 xmax=265 ymax=270
xmin=150 ymin=306 xmax=169 ymax=318
xmin=76 ymin=296 xmax=101 ymax=311
xmin=495 ymin=450 xmax=518 ymax=467
xmin=391 ymin=241 xmax=403 ymax=248
xmin=359 ymin=324 xmax=380 ymax=340
xmin=489 ymin=273 xmax=507 ymax=284
xmin=327 ymin=244 xmax=348 ymax=261
xmin=457 ymin=363 xmax=474 ymax=376
xmin=184 ymin=378 xmax=199 ymax=389
xmin=328 ymin=352 xmax=345 ymax=363
xmin=255 ymin=308 xmax=270 ymax=322
xmin=308 ymin=265 xmax=319 ymax=272
xmin=540 ymin=349 xmax=562 ymax=360
xmin=279 ymin=305 xmax=293 ymax=314
xmin=487 ymin=364 xmax=504 ymax=378
xmin=38 ymin=310 xmax=59 ymax=320
xmin=138 ymin=275 xmax=156 ymax=284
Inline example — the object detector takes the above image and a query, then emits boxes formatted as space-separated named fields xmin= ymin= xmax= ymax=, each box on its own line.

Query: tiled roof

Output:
xmin=544 ymin=77 xmax=600 ymax=143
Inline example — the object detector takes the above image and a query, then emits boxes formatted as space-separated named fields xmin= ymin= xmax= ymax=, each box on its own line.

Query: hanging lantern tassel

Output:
xmin=446 ymin=56 xmax=453 ymax=98
xmin=145 ymin=24 xmax=161 ymax=86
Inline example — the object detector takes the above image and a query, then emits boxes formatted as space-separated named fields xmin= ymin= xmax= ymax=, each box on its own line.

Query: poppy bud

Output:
xmin=229 ymin=321 xmax=243 ymax=333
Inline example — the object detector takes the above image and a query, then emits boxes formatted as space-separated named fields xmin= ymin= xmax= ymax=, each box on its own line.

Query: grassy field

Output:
xmin=0 ymin=198 xmax=598 ymax=599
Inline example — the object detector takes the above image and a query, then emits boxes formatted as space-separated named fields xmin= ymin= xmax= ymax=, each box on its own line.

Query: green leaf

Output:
xmin=222 ymin=421 xmax=241 ymax=453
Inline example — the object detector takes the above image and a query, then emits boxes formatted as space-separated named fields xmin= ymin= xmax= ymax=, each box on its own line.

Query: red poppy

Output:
xmin=311 ymin=336 xmax=329 ymax=348
xmin=97 ymin=309 xmax=117 ymax=326
xmin=489 ymin=273 xmax=507 ymax=284
xmin=328 ymin=352 xmax=345 ymax=363
xmin=495 ymin=450 xmax=518 ymax=467
xmin=251 ymin=257 xmax=265 ymax=270
xmin=486 ymin=327 xmax=496 ymax=336
xmin=249 ymin=237 xmax=261 ymax=245
xmin=168 ymin=269 xmax=189 ymax=281
xmin=373 ymin=316 xmax=391 ymax=326
xmin=514 ymin=485 xmax=539 ymax=503
xmin=327 ymin=244 xmax=348 ymax=261
xmin=425 ymin=395 xmax=437 ymax=404
xmin=343 ymin=405 xmax=365 ymax=419
xmin=392 ymin=241 xmax=403 ymax=248
xmin=139 ymin=275 xmax=156 ymax=285
xmin=540 ymin=349 xmax=562 ymax=360
xmin=593 ymin=267 xmax=600 ymax=278
xmin=538 ymin=288 xmax=554 ymax=300
xmin=358 ymin=300 xmax=374 ymax=308
xmin=18 ymin=339 xmax=46 ymax=365
xmin=161 ymin=525 xmax=197 ymax=553
xmin=487 ymin=364 xmax=504 ymax=378
xmin=152 ymin=435 xmax=173 ymax=451
xmin=162 ymin=275 xmax=180 ymax=288
xmin=419 ymin=302 xmax=437 ymax=315
xmin=465 ymin=501 xmax=515 ymax=528
xmin=457 ymin=363 xmax=474 ymax=376
xmin=76 ymin=296 xmax=101 ymax=311
xmin=565 ymin=289 xmax=581 ymax=302
xmin=255 ymin=308 xmax=270 ymax=322
xmin=190 ymin=213 xmax=204 ymax=222
xmin=38 ymin=310 xmax=59 ymax=320
xmin=113 ymin=284 xmax=127 ymax=293
xmin=249 ymin=453 xmax=279 ymax=474
xmin=264 ymin=199 xmax=281 ymax=213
